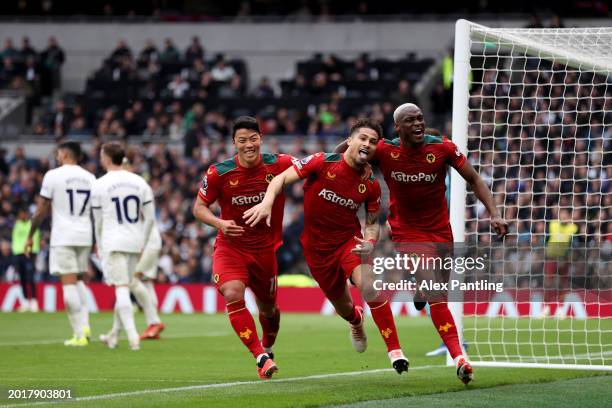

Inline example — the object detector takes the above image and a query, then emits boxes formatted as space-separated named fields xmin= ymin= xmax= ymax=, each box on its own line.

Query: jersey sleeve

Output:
xmin=365 ymin=180 xmax=382 ymax=213
xmin=277 ymin=153 xmax=297 ymax=171
xmin=142 ymin=182 xmax=154 ymax=207
xmin=291 ymin=152 xmax=325 ymax=179
xmin=444 ymin=137 xmax=467 ymax=170
xmin=197 ymin=165 xmax=222 ymax=205
xmin=39 ymin=172 xmax=53 ymax=199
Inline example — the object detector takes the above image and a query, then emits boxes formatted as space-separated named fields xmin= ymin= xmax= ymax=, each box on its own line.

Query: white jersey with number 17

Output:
xmin=92 ymin=170 xmax=154 ymax=254
xmin=40 ymin=164 xmax=96 ymax=247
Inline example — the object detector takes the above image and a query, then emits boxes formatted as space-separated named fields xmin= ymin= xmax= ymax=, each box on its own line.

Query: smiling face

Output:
xmin=346 ymin=127 xmax=379 ymax=166
xmin=233 ymin=128 xmax=262 ymax=167
xmin=395 ymin=105 xmax=426 ymax=145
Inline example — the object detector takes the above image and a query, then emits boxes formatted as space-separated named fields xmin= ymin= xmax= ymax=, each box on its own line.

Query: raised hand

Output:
xmin=243 ymin=202 xmax=272 ymax=227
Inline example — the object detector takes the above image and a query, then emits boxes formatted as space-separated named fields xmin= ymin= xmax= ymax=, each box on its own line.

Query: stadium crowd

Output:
xmin=27 ymin=37 xmax=431 ymax=145
xmin=0 ymin=31 xmax=609 ymax=293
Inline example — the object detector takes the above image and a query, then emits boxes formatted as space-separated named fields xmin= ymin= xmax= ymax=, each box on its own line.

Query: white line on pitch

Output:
xmin=0 ymin=332 xmax=229 ymax=347
xmin=0 ymin=365 xmax=446 ymax=407
xmin=517 ymin=350 xmax=612 ymax=362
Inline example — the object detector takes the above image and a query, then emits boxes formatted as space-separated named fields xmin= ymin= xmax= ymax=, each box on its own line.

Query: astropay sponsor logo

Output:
xmin=391 ymin=171 xmax=437 ymax=183
xmin=318 ymin=189 xmax=359 ymax=210
xmin=232 ymin=192 xmax=266 ymax=206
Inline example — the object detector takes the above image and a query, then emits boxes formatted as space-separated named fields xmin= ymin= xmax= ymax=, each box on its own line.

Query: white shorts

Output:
xmin=49 ymin=246 xmax=91 ymax=275
xmin=102 ymin=252 xmax=140 ymax=286
xmin=135 ymin=248 xmax=161 ymax=280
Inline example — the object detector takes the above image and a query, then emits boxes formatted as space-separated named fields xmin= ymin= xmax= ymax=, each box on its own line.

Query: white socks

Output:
xmin=62 ymin=284 xmax=83 ymax=338
xmin=76 ymin=280 xmax=90 ymax=329
xmin=143 ymin=280 xmax=158 ymax=310
xmin=130 ymin=279 xmax=161 ymax=326
xmin=115 ymin=286 xmax=139 ymax=344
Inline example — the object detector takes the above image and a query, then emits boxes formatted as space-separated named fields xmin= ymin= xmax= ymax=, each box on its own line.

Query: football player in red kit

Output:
xmin=336 ymin=103 xmax=508 ymax=384
xmin=244 ymin=119 xmax=410 ymax=374
xmin=193 ymin=116 xmax=294 ymax=379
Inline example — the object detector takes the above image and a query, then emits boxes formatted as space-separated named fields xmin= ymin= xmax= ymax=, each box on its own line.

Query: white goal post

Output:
xmin=449 ymin=19 xmax=611 ymax=370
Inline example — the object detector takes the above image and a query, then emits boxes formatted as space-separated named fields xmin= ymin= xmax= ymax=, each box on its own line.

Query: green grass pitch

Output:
xmin=0 ymin=312 xmax=610 ymax=407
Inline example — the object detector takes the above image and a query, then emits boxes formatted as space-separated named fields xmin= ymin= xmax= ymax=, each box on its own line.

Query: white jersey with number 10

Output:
xmin=92 ymin=170 xmax=154 ymax=254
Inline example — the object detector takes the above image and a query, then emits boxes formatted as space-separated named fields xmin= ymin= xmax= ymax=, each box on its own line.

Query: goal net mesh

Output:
xmin=459 ymin=23 xmax=611 ymax=369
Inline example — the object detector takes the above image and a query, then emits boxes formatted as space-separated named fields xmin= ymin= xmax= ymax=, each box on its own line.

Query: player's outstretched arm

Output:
xmin=243 ymin=166 xmax=301 ymax=227
xmin=92 ymin=207 xmax=103 ymax=254
xmin=24 ymin=196 xmax=50 ymax=257
xmin=457 ymin=161 xmax=509 ymax=238
xmin=351 ymin=210 xmax=380 ymax=256
xmin=141 ymin=200 xmax=155 ymax=248
xmin=192 ymin=197 xmax=245 ymax=237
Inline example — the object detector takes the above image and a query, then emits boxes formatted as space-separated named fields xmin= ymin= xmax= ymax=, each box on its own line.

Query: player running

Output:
xmin=25 ymin=141 xmax=95 ymax=346
xmin=244 ymin=118 xmax=409 ymax=374
xmin=192 ymin=116 xmax=294 ymax=379
xmin=93 ymin=142 xmax=156 ymax=351
xmin=336 ymin=103 xmax=508 ymax=384
xmin=119 ymin=154 xmax=166 ymax=340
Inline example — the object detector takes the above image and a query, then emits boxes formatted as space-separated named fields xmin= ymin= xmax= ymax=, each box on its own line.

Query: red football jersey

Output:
xmin=292 ymin=152 xmax=381 ymax=252
xmin=373 ymin=135 xmax=467 ymax=241
xmin=198 ymin=153 xmax=294 ymax=251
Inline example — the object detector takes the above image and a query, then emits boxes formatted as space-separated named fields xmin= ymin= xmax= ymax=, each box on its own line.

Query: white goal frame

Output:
xmin=449 ymin=19 xmax=612 ymax=371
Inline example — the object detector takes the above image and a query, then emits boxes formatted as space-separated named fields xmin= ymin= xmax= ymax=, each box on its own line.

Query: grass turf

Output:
xmin=0 ymin=312 xmax=609 ymax=407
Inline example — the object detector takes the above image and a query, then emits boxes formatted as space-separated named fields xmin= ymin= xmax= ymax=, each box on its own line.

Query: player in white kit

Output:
xmin=92 ymin=142 xmax=155 ymax=351
xmin=121 ymin=155 xmax=165 ymax=340
xmin=25 ymin=141 xmax=95 ymax=346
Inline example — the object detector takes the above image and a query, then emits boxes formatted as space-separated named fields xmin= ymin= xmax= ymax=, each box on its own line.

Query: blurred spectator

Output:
xmin=322 ymin=54 xmax=343 ymax=81
xmin=122 ymin=108 xmax=140 ymax=135
xmin=184 ymin=36 xmax=204 ymax=64
xmin=40 ymin=36 xmax=65 ymax=95
xmin=391 ymin=79 xmax=417 ymax=107
xmin=110 ymin=39 xmax=132 ymax=62
xmin=347 ymin=55 xmax=371 ymax=81
xmin=46 ymin=99 xmax=70 ymax=137
xmin=12 ymin=206 xmax=39 ymax=312
xmin=0 ymin=57 xmax=17 ymax=83
xmin=159 ymin=38 xmax=180 ymax=64
xmin=143 ymin=117 xmax=162 ymax=137
xmin=186 ymin=58 xmax=207 ymax=81
xmin=252 ymin=76 xmax=275 ymax=98
xmin=167 ymin=75 xmax=190 ymax=98
xmin=218 ymin=74 xmax=244 ymax=98
xmin=1 ymin=38 xmax=18 ymax=59
xmin=138 ymin=39 xmax=159 ymax=65
xmin=19 ymin=37 xmax=37 ymax=61
xmin=211 ymin=58 xmax=236 ymax=81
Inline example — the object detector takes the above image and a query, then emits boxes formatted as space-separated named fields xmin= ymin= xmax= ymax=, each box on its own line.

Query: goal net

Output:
xmin=449 ymin=19 xmax=611 ymax=370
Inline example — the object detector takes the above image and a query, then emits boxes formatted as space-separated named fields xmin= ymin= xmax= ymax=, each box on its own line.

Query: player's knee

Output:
xmin=220 ymin=283 xmax=245 ymax=303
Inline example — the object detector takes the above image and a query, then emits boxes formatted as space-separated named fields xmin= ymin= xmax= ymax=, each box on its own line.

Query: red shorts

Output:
xmin=392 ymin=228 xmax=453 ymax=244
xmin=393 ymin=228 xmax=453 ymax=259
xmin=303 ymin=239 xmax=362 ymax=301
xmin=213 ymin=243 xmax=277 ymax=305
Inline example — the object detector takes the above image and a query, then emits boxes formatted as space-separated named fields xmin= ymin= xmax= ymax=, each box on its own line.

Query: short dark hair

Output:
xmin=349 ymin=118 xmax=383 ymax=140
xmin=57 ymin=141 xmax=81 ymax=161
xmin=232 ymin=116 xmax=260 ymax=139
xmin=101 ymin=142 xmax=125 ymax=165
xmin=425 ymin=127 xmax=441 ymax=136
